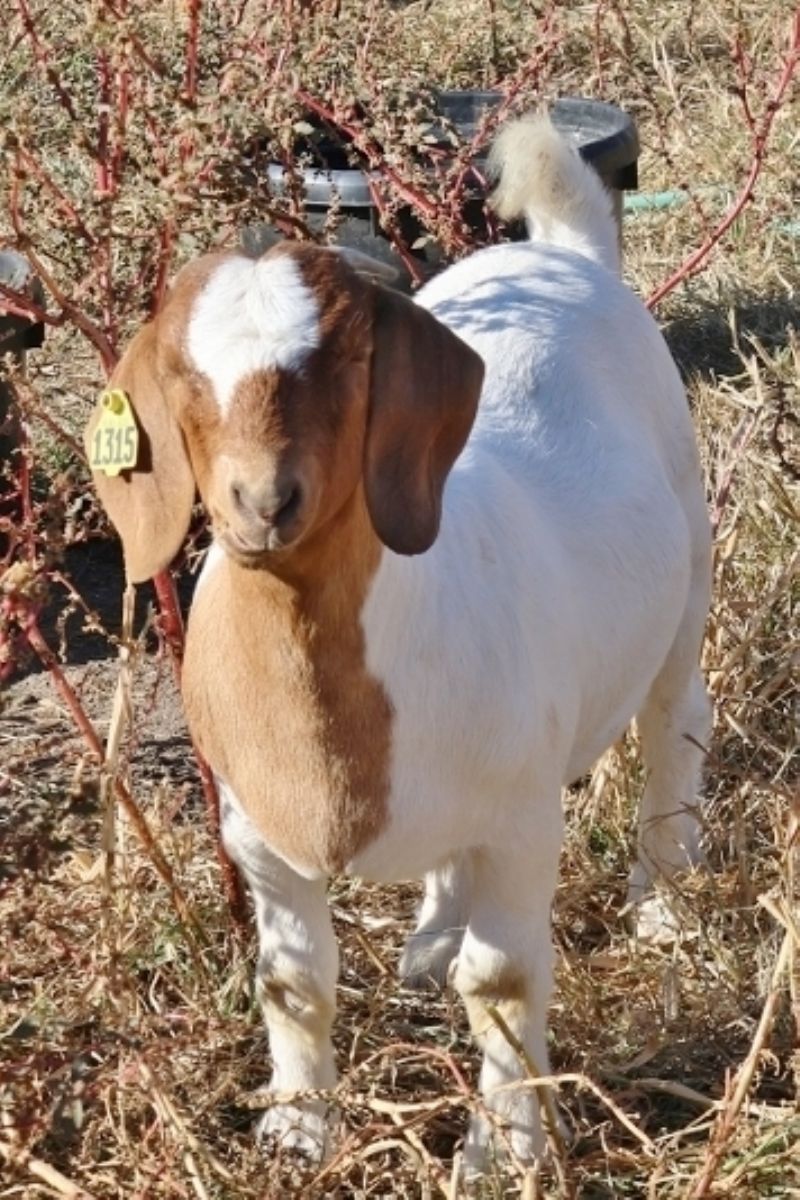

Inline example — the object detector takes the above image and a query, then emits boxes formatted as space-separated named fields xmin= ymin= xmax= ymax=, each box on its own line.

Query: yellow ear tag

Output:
xmin=89 ymin=389 xmax=139 ymax=476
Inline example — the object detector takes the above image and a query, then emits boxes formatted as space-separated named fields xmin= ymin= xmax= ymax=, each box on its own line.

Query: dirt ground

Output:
xmin=3 ymin=539 xmax=191 ymax=789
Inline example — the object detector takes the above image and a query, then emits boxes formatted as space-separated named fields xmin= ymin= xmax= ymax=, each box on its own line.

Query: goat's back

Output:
xmin=418 ymin=242 xmax=696 ymax=500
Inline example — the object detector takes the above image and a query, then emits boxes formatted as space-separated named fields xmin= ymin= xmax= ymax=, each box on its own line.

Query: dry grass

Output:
xmin=1 ymin=1 xmax=798 ymax=1196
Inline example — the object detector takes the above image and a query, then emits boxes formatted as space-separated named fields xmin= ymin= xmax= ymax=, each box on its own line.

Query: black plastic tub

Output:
xmin=0 ymin=250 xmax=44 ymax=467
xmin=245 ymin=94 xmax=639 ymax=276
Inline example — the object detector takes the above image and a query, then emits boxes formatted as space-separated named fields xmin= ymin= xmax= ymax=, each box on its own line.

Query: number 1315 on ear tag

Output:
xmin=90 ymin=389 xmax=139 ymax=476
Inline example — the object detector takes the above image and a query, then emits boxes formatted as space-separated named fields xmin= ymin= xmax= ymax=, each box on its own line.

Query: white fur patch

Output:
xmin=186 ymin=255 xmax=321 ymax=413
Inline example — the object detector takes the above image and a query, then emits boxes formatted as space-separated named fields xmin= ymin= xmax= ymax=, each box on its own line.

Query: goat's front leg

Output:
xmin=454 ymin=812 xmax=563 ymax=1173
xmin=221 ymin=790 xmax=337 ymax=1157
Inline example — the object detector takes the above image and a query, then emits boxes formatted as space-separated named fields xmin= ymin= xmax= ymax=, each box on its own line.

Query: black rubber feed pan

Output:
xmin=550 ymin=95 xmax=639 ymax=189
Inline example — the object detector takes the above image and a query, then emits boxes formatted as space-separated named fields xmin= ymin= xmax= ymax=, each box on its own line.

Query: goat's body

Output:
xmin=204 ymin=242 xmax=707 ymax=884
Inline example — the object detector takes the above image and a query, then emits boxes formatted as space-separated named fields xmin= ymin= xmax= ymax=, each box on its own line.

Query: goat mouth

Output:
xmin=219 ymin=525 xmax=296 ymax=562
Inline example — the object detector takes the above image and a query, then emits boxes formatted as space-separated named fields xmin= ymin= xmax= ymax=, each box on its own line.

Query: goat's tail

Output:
xmin=488 ymin=114 xmax=619 ymax=274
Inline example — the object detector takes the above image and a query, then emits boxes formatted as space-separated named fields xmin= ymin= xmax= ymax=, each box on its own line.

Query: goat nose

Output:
xmin=229 ymin=475 xmax=303 ymax=527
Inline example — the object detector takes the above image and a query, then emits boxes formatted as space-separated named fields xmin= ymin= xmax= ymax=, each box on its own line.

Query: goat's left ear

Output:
xmin=84 ymin=322 xmax=196 ymax=583
xmin=364 ymin=286 xmax=484 ymax=555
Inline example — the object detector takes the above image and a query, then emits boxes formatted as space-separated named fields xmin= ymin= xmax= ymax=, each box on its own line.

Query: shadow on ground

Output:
xmin=6 ymin=536 xmax=200 ymax=681
xmin=662 ymin=291 xmax=796 ymax=381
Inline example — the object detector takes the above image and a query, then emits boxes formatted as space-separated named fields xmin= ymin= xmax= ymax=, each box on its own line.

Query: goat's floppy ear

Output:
xmin=84 ymin=323 xmax=195 ymax=583
xmin=365 ymin=287 xmax=484 ymax=555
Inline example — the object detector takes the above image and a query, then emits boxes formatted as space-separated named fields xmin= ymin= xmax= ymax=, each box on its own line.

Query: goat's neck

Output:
xmin=224 ymin=486 xmax=382 ymax=641
xmin=185 ymin=486 xmax=392 ymax=874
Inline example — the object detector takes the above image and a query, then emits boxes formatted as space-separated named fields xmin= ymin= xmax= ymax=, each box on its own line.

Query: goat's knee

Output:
xmin=257 ymin=958 xmax=337 ymax=1077
xmin=255 ymin=916 xmax=338 ymax=1088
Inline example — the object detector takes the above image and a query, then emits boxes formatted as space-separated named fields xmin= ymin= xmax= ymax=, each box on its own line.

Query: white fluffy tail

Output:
xmin=488 ymin=115 xmax=620 ymax=274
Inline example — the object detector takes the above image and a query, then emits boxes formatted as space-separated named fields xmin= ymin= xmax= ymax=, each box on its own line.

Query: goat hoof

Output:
xmin=461 ymin=1093 xmax=567 ymax=1178
xmin=630 ymin=891 xmax=682 ymax=945
xmin=256 ymin=1099 xmax=329 ymax=1160
xmin=462 ymin=1112 xmax=547 ymax=1179
xmin=398 ymin=930 xmax=460 ymax=991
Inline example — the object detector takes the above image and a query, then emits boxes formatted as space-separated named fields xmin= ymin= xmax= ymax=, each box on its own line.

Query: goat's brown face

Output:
xmin=182 ymin=251 xmax=374 ymax=569
xmin=85 ymin=243 xmax=485 ymax=584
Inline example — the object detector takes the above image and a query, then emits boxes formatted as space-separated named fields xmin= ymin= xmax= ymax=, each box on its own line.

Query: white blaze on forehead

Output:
xmin=186 ymin=254 xmax=321 ymax=413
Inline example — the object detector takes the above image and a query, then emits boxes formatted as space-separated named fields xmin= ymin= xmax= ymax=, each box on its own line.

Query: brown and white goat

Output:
xmin=87 ymin=118 xmax=712 ymax=1168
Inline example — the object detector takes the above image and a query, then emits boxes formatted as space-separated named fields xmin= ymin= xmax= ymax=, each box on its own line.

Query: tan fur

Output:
xmin=457 ymin=956 xmax=528 ymax=1006
xmin=86 ymin=242 xmax=484 ymax=869
xmin=183 ymin=487 xmax=393 ymax=874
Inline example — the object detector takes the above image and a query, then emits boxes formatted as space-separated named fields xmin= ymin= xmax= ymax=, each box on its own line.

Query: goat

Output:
xmin=86 ymin=115 xmax=712 ymax=1169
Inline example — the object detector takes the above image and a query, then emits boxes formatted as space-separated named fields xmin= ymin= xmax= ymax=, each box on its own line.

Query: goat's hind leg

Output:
xmin=221 ymin=789 xmax=338 ymax=1158
xmin=629 ymin=558 xmax=712 ymax=933
xmin=399 ymin=854 xmax=472 ymax=990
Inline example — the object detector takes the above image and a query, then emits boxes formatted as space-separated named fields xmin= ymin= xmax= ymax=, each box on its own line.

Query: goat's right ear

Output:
xmin=364 ymin=287 xmax=483 ymax=556
xmin=84 ymin=323 xmax=195 ymax=584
